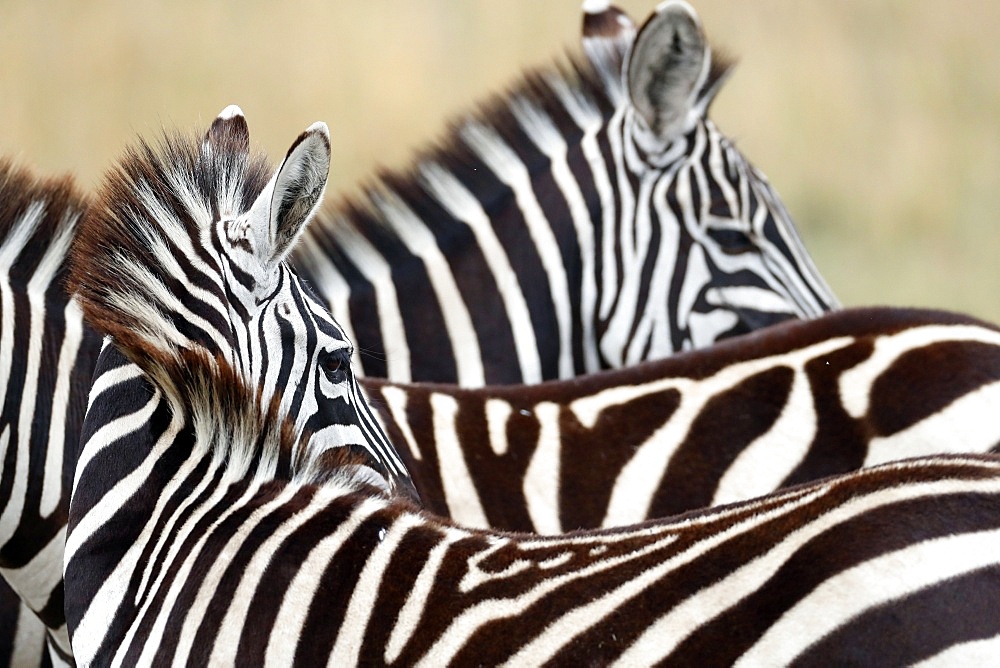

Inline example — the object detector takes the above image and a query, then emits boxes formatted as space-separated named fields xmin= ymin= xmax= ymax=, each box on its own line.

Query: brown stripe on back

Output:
xmin=869 ymin=340 xmax=1000 ymax=436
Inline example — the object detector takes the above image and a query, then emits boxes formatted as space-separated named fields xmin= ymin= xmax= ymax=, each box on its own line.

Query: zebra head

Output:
xmin=584 ymin=1 xmax=840 ymax=362
xmin=69 ymin=106 xmax=414 ymax=497
xmin=290 ymin=1 xmax=839 ymax=386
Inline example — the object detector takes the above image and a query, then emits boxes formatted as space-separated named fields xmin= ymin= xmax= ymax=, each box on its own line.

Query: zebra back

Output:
xmin=293 ymin=1 xmax=839 ymax=386
xmin=365 ymin=306 xmax=1000 ymax=533
xmin=0 ymin=159 xmax=99 ymax=665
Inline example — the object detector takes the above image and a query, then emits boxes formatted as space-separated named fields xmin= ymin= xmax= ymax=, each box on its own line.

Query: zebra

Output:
xmin=0 ymin=579 xmax=51 ymax=667
xmin=63 ymin=111 xmax=1000 ymax=665
xmin=0 ymin=1 xmax=846 ymax=651
xmin=2 ymin=130 xmax=1000 ymax=663
xmin=0 ymin=159 xmax=100 ymax=666
xmin=58 ymin=108 xmax=421 ymax=663
xmin=67 ymin=106 xmax=413 ymax=497
xmin=292 ymin=0 xmax=840 ymax=386
xmin=369 ymin=306 xmax=1000 ymax=533
xmin=7 ymin=281 xmax=1000 ymax=664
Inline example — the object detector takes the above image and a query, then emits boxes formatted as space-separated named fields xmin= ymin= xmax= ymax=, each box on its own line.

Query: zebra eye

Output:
xmin=707 ymin=227 xmax=756 ymax=255
xmin=321 ymin=352 xmax=349 ymax=384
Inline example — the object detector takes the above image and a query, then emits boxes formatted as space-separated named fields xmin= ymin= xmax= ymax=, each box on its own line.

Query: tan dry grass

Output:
xmin=2 ymin=1 xmax=998 ymax=320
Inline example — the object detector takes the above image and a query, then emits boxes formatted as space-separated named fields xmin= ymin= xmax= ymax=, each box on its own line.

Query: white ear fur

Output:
xmin=582 ymin=2 xmax=637 ymax=92
xmin=626 ymin=1 xmax=710 ymax=143
xmin=247 ymin=122 xmax=331 ymax=269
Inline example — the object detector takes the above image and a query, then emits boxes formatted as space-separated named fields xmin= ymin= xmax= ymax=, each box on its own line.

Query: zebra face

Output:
xmin=244 ymin=264 xmax=410 ymax=490
xmin=596 ymin=1 xmax=839 ymax=364
xmin=210 ymin=115 xmax=412 ymax=492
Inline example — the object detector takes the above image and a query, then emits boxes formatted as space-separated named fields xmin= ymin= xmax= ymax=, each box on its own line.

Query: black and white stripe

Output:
xmin=293 ymin=1 xmax=839 ymax=386
xmin=66 ymin=106 xmax=412 ymax=491
xmin=0 ymin=159 xmax=100 ymax=666
xmin=59 ymin=107 xmax=421 ymax=662
xmin=62 ymin=104 xmax=1000 ymax=666
xmin=368 ymin=306 xmax=1000 ymax=533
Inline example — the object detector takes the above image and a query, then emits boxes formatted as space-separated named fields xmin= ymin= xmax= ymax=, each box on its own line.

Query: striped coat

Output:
xmin=0 ymin=159 xmax=100 ymax=665
xmin=4 ymin=156 xmax=1000 ymax=663
xmin=370 ymin=306 xmax=1000 ymax=533
xmin=293 ymin=0 xmax=839 ymax=386
xmin=69 ymin=311 xmax=1000 ymax=665
xmin=63 ymin=104 xmax=1000 ymax=666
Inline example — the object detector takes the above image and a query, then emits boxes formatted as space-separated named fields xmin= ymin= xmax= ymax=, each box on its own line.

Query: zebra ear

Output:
xmin=625 ymin=1 xmax=710 ymax=143
xmin=582 ymin=1 xmax=636 ymax=73
xmin=204 ymin=104 xmax=250 ymax=155
xmin=256 ymin=122 xmax=331 ymax=267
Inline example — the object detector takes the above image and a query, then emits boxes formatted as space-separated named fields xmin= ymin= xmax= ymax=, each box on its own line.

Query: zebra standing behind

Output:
xmin=292 ymin=1 xmax=840 ymax=386
xmin=0 ymin=159 xmax=101 ymax=666
xmin=65 ymin=109 xmax=1000 ymax=666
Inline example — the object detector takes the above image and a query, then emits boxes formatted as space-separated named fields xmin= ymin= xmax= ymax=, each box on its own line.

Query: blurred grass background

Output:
xmin=2 ymin=1 xmax=998 ymax=321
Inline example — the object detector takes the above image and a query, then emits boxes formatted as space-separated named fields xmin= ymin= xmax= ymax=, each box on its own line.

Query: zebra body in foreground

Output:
xmin=293 ymin=0 xmax=839 ymax=386
xmin=66 ymin=113 xmax=1000 ymax=665
xmin=0 ymin=160 xmax=100 ymax=665
xmin=371 ymin=306 xmax=1000 ymax=533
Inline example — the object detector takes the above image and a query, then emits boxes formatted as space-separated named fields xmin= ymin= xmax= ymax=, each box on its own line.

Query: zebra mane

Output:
xmin=68 ymin=124 xmax=272 ymax=373
xmin=69 ymin=126 xmax=393 ymax=494
xmin=0 ymin=158 xmax=87 ymax=293
xmin=294 ymin=23 xmax=733 ymax=269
